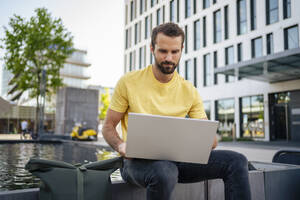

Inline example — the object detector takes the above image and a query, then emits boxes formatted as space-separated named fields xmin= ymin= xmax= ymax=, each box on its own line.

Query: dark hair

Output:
xmin=151 ymin=22 xmax=185 ymax=49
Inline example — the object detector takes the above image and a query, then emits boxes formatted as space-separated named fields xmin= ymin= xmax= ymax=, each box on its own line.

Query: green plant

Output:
xmin=1 ymin=8 xmax=74 ymax=132
xmin=99 ymin=88 xmax=110 ymax=120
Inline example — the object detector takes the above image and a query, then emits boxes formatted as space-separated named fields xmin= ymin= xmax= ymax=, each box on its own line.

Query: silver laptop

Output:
xmin=125 ymin=113 xmax=219 ymax=164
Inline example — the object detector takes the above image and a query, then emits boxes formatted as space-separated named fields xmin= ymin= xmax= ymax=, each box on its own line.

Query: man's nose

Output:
xmin=165 ymin=53 xmax=173 ymax=61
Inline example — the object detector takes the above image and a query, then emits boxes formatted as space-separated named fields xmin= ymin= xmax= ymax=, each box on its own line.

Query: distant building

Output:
xmin=0 ymin=49 xmax=91 ymax=133
xmin=61 ymin=49 xmax=91 ymax=88
xmin=0 ymin=49 xmax=91 ymax=104
xmin=124 ymin=0 xmax=300 ymax=141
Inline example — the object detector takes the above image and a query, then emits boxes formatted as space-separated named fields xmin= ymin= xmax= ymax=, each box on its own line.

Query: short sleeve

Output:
xmin=188 ymin=88 xmax=207 ymax=119
xmin=109 ymin=76 xmax=129 ymax=113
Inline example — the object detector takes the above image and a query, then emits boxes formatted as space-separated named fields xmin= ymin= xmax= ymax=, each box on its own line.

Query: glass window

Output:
xmin=130 ymin=1 xmax=134 ymax=21
xmin=216 ymin=98 xmax=235 ymax=138
xmin=194 ymin=20 xmax=200 ymax=50
xmin=225 ymin=46 xmax=234 ymax=65
xmin=240 ymin=95 xmax=264 ymax=138
xmin=266 ymin=0 xmax=278 ymax=25
xmin=150 ymin=14 xmax=153 ymax=33
xmin=125 ymin=4 xmax=128 ymax=25
xmin=163 ymin=5 xmax=165 ymax=23
xmin=143 ymin=46 xmax=147 ymax=67
xmin=138 ymin=21 xmax=142 ymax=43
xmin=128 ymin=27 xmax=132 ymax=48
xmin=224 ymin=5 xmax=229 ymax=40
xmin=213 ymin=51 xmax=218 ymax=85
xmin=150 ymin=51 xmax=154 ymax=64
xmin=251 ymin=37 xmax=263 ymax=58
xmin=185 ymin=25 xmax=188 ymax=54
xmin=145 ymin=16 xmax=149 ymax=39
xmin=129 ymin=52 xmax=133 ymax=71
xmin=267 ymin=33 xmax=274 ymax=55
xmin=185 ymin=0 xmax=192 ymax=18
xmin=125 ymin=29 xmax=128 ymax=49
xmin=250 ymin=0 xmax=256 ymax=30
xmin=185 ymin=59 xmax=193 ymax=82
xmin=193 ymin=0 xmax=197 ymax=14
xmin=203 ymin=0 xmax=210 ymax=9
xmin=140 ymin=0 xmax=144 ymax=15
xmin=284 ymin=25 xmax=299 ymax=50
xmin=134 ymin=0 xmax=137 ymax=19
xmin=237 ymin=0 xmax=247 ymax=35
xmin=203 ymin=53 xmax=212 ymax=86
xmin=134 ymin=23 xmax=138 ymax=45
xmin=145 ymin=0 xmax=148 ymax=11
xmin=213 ymin=10 xmax=222 ymax=43
xmin=156 ymin=8 xmax=161 ymax=25
xmin=203 ymin=16 xmax=207 ymax=47
xmin=139 ymin=47 xmax=143 ymax=69
xmin=225 ymin=46 xmax=235 ymax=82
xmin=170 ymin=0 xmax=175 ymax=22
xmin=177 ymin=0 xmax=180 ymax=22
xmin=283 ymin=0 xmax=291 ymax=19
xmin=237 ymin=43 xmax=243 ymax=62
xmin=151 ymin=0 xmax=155 ymax=7
xmin=203 ymin=101 xmax=211 ymax=120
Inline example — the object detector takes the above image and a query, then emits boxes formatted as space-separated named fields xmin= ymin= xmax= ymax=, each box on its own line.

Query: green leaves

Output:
xmin=1 ymin=7 xmax=75 ymax=101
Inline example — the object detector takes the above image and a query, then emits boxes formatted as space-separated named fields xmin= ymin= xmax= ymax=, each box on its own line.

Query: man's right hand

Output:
xmin=117 ymin=142 xmax=127 ymax=157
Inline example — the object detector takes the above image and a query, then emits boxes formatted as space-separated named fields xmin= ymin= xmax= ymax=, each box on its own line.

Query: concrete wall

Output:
xmin=1 ymin=161 xmax=300 ymax=200
xmin=55 ymin=87 xmax=99 ymax=135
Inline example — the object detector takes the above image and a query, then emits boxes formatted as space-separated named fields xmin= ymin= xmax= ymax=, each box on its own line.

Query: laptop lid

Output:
xmin=125 ymin=113 xmax=219 ymax=164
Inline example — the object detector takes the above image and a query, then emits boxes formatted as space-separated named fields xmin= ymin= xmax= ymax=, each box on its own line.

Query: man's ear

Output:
xmin=150 ymin=44 xmax=154 ymax=53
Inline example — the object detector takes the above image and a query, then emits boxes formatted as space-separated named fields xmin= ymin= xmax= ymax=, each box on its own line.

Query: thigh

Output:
xmin=176 ymin=150 xmax=244 ymax=183
xmin=121 ymin=158 xmax=178 ymax=187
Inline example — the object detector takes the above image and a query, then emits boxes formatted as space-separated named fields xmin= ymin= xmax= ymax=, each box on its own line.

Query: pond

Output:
xmin=0 ymin=142 xmax=120 ymax=191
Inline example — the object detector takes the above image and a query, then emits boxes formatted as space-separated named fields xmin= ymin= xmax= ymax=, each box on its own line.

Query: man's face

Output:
xmin=151 ymin=33 xmax=183 ymax=74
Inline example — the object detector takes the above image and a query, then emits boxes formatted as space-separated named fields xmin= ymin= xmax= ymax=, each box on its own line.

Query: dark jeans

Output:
xmin=120 ymin=150 xmax=251 ymax=200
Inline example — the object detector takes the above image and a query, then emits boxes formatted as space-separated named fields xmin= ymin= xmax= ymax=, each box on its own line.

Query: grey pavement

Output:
xmin=95 ymin=136 xmax=300 ymax=163
xmin=216 ymin=141 xmax=300 ymax=162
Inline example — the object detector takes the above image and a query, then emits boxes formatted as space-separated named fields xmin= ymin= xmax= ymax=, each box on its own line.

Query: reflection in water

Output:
xmin=0 ymin=143 xmax=120 ymax=191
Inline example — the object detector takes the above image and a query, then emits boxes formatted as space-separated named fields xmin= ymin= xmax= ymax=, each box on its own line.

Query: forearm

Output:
xmin=212 ymin=135 xmax=218 ymax=149
xmin=102 ymin=124 xmax=124 ymax=152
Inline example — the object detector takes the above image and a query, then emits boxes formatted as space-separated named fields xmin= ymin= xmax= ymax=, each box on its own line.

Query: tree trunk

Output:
xmin=34 ymin=95 xmax=40 ymax=137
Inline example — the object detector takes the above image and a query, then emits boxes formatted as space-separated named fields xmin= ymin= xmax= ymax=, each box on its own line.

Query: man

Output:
xmin=21 ymin=120 xmax=28 ymax=139
xmin=103 ymin=23 xmax=251 ymax=200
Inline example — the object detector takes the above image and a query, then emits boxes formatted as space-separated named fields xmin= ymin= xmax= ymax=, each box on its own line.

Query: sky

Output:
xmin=0 ymin=0 xmax=124 ymax=87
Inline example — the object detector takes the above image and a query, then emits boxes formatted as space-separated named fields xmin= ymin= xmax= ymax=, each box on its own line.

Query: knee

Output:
xmin=229 ymin=152 xmax=248 ymax=172
xmin=148 ymin=161 xmax=178 ymax=188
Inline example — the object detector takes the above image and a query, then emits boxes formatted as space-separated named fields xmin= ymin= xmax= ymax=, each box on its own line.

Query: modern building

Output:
xmin=60 ymin=49 xmax=91 ymax=89
xmin=124 ymin=0 xmax=300 ymax=141
xmin=0 ymin=49 xmax=91 ymax=133
xmin=0 ymin=49 xmax=91 ymax=103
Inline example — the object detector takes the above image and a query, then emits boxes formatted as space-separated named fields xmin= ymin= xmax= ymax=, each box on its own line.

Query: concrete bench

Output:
xmin=1 ymin=161 xmax=299 ymax=200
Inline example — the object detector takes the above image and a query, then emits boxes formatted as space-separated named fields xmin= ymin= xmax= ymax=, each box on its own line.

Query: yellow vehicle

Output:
xmin=70 ymin=124 xmax=97 ymax=141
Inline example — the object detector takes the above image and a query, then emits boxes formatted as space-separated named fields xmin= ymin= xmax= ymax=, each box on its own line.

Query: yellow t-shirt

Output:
xmin=110 ymin=65 xmax=207 ymax=141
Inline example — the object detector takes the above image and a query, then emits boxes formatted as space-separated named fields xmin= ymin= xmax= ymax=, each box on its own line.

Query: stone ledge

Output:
xmin=1 ymin=162 xmax=300 ymax=200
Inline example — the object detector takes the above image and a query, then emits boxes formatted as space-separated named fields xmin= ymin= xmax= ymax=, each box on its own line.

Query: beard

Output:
xmin=154 ymin=56 xmax=179 ymax=75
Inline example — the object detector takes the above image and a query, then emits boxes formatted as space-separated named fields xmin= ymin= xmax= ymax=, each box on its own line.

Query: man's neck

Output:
xmin=152 ymin=64 xmax=174 ymax=83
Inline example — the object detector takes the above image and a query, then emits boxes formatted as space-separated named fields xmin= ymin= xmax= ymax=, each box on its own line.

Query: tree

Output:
xmin=0 ymin=8 xmax=74 ymax=134
xmin=99 ymin=88 xmax=110 ymax=120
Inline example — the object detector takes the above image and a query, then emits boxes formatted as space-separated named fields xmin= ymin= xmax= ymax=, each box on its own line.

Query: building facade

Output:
xmin=0 ymin=49 xmax=91 ymax=133
xmin=124 ymin=0 xmax=300 ymax=141
xmin=60 ymin=49 xmax=91 ymax=89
